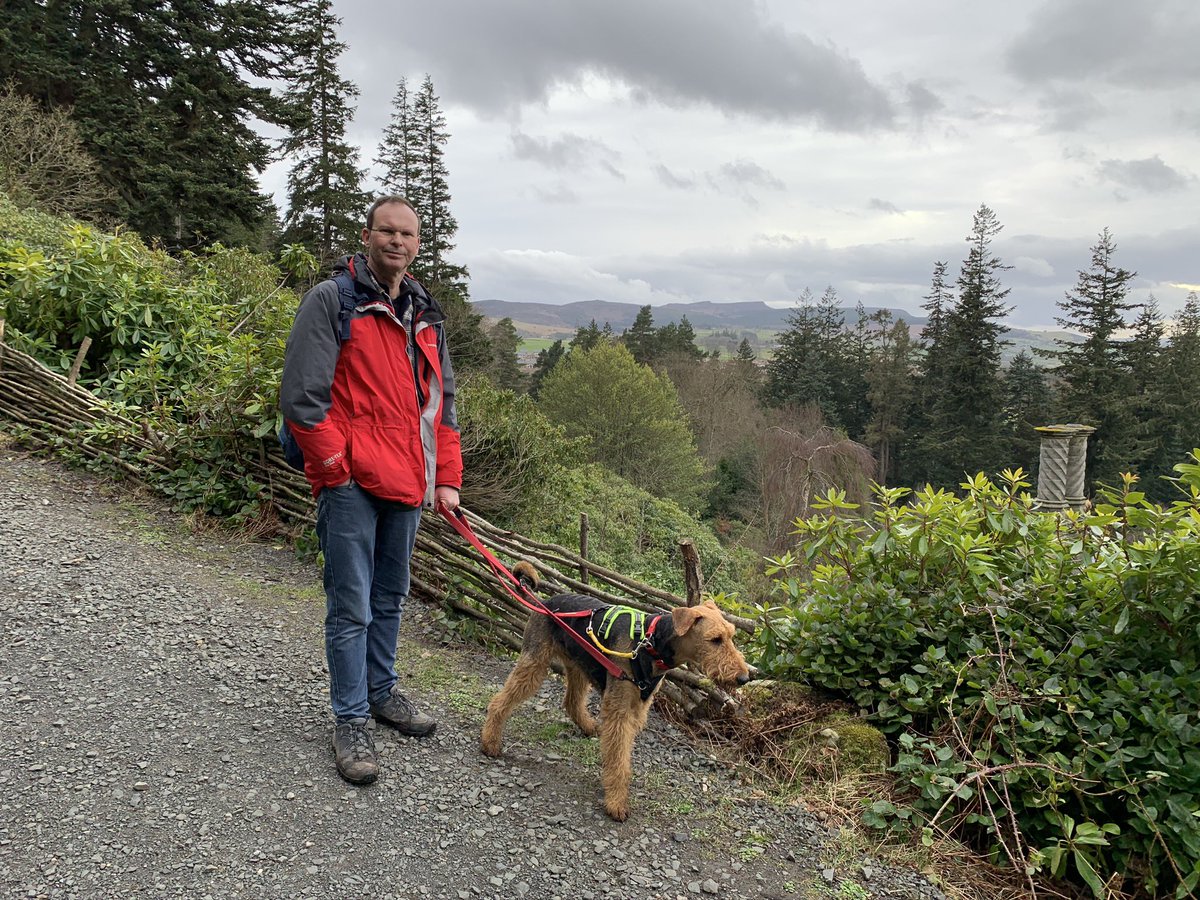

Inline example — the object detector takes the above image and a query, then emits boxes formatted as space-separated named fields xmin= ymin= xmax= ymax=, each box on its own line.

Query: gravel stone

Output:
xmin=0 ymin=448 xmax=948 ymax=899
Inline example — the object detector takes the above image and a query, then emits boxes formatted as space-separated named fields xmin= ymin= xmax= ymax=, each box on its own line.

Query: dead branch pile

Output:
xmin=0 ymin=338 xmax=748 ymax=719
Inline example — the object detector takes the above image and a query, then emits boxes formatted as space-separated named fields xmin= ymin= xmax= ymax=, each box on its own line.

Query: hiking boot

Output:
xmin=370 ymin=688 xmax=437 ymax=737
xmin=332 ymin=718 xmax=378 ymax=784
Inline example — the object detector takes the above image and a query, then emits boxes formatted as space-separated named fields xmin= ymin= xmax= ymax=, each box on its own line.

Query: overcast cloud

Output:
xmin=263 ymin=0 xmax=1200 ymax=327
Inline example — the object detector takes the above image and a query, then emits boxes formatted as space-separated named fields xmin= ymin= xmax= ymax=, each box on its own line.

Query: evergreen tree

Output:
xmin=486 ymin=317 xmax=523 ymax=391
xmin=904 ymin=261 xmax=953 ymax=486
xmin=1043 ymin=229 xmax=1139 ymax=488
xmin=919 ymin=205 xmax=1011 ymax=485
xmin=571 ymin=319 xmax=613 ymax=353
xmin=1157 ymin=292 xmax=1200 ymax=488
xmin=736 ymin=338 xmax=756 ymax=363
xmin=1002 ymin=350 xmax=1052 ymax=476
xmin=279 ymin=0 xmax=369 ymax=268
xmin=864 ymin=311 xmax=917 ymax=485
xmin=622 ymin=305 xmax=658 ymax=365
xmin=376 ymin=78 xmax=421 ymax=199
xmin=0 ymin=0 xmax=291 ymax=247
xmin=1124 ymin=297 xmax=1171 ymax=497
xmin=407 ymin=76 xmax=468 ymax=297
xmin=762 ymin=287 xmax=847 ymax=426
xmin=529 ymin=339 xmax=565 ymax=399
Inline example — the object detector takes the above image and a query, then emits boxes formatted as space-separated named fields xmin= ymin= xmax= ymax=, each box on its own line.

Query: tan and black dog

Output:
xmin=481 ymin=562 xmax=751 ymax=821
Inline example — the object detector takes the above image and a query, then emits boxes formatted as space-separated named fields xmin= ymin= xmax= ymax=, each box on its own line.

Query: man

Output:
xmin=280 ymin=195 xmax=463 ymax=784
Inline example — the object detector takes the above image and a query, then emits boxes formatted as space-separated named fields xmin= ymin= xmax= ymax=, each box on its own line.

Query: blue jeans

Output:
xmin=315 ymin=480 xmax=422 ymax=722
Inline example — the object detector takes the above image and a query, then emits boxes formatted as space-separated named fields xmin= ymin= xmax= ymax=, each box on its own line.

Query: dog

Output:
xmin=481 ymin=561 xmax=751 ymax=821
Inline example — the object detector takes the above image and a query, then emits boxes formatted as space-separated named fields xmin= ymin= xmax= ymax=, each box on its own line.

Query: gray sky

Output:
xmin=263 ymin=0 xmax=1200 ymax=327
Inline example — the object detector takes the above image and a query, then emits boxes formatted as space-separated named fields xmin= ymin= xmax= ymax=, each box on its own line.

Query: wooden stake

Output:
xmin=680 ymin=538 xmax=703 ymax=606
xmin=67 ymin=336 xmax=92 ymax=386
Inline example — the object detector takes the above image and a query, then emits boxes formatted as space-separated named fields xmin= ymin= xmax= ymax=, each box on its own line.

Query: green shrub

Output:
xmin=756 ymin=466 xmax=1200 ymax=898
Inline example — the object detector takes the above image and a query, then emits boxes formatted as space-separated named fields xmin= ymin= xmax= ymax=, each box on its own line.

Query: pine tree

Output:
xmin=736 ymin=338 xmax=756 ymax=363
xmin=529 ymin=340 xmax=565 ymax=399
xmin=571 ymin=320 xmax=611 ymax=353
xmin=0 ymin=0 xmax=291 ymax=246
xmin=376 ymin=78 xmax=422 ymax=199
xmin=864 ymin=311 xmax=917 ymax=484
xmin=1001 ymin=350 xmax=1052 ymax=476
xmin=1124 ymin=298 xmax=1170 ymax=497
xmin=622 ymin=306 xmax=658 ymax=365
xmin=279 ymin=0 xmax=369 ymax=268
xmin=1157 ymin=293 xmax=1200 ymax=489
xmin=1043 ymin=228 xmax=1139 ymax=488
xmin=762 ymin=287 xmax=847 ymax=427
xmin=919 ymin=205 xmax=1011 ymax=485
xmin=407 ymin=76 xmax=468 ymax=296
xmin=486 ymin=317 xmax=523 ymax=391
xmin=904 ymin=261 xmax=954 ymax=486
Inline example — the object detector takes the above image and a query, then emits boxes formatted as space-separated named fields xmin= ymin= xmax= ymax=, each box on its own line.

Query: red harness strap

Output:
xmin=437 ymin=503 xmax=630 ymax=683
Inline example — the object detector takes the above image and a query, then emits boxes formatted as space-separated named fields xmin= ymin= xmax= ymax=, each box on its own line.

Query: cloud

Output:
xmin=1097 ymin=156 xmax=1192 ymax=194
xmin=706 ymin=160 xmax=785 ymax=207
xmin=510 ymin=131 xmax=624 ymax=178
xmin=1006 ymin=0 xmax=1200 ymax=90
xmin=368 ymin=0 xmax=894 ymax=130
xmin=1013 ymin=256 xmax=1055 ymax=278
xmin=904 ymin=81 xmax=944 ymax=121
xmin=868 ymin=198 xmax=903 ymax=214
xmin=529 ymin=183 xmax=581 ymax=204
xmin=1036 ymin=89 xmax=1103 ymax=133
xmin=653 ymin=164 xmax=697 ymax=190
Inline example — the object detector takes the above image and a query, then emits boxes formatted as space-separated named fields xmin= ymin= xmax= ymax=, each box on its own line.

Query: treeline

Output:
xmin=504 ymin=206 xmax=1200 ymax=552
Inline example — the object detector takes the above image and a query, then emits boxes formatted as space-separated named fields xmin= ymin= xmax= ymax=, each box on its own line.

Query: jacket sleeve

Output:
xmin=279 ymin=280 xmax=351 ymax=491
xmin=434 ymin=325 xmax=464 ymax=491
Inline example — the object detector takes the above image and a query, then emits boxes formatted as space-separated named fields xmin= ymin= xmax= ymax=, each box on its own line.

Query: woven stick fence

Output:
xmin=0 ymin=337 xmax=750 ymax=718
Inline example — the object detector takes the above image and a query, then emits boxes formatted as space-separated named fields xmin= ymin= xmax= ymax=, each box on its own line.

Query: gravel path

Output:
xmin=0 ymin=447 xmax=947 ymax=900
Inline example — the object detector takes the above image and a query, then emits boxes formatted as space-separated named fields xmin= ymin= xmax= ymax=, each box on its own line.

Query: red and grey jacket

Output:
xmin=279 ymin=253 xmax=463 ymax=506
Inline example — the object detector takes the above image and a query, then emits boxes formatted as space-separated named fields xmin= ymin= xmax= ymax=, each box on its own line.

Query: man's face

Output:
xmin=362 ymin=202 xmax=420 ymax=287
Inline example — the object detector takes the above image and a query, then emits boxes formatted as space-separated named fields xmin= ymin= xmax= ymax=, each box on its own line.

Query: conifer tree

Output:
xmin=920 ymin=205 xmax=1011 ymax=485
xmin=279 ymin=0 xmax=369 ymax=268
xmin=864 ymin=311 xmax=917 ymax=484
xmin=529 ymin=340 xmax=565 ymax=399
xmin=486 ymin=317 xmax=523 ymax=391
xmin=1001 ymin=350 xmax=1052 ymax=476
xmin=1124 ymin=298 xmax=1170 ymax=496
xmin=1156 ymin=292 xmax=1200 ymax=488
xmin=0 ymin=0 xmax=291 ymax=246
xmin=622 ymin=306 xmax=658 ymax=364
xmin=1043 ymin=229 xmax=1139 ymax=488
xmin=407 ymin=76 xmax=468 ymax=295
xmin=376 ymin=78 xmax=422 ymax=199
xmin=571 ymin=320 xmax=612 ymax=353
xmin=762 ymin=287 xmax=847 ymax=427
xmin=904 ymin=261 xmax=954 ymax=486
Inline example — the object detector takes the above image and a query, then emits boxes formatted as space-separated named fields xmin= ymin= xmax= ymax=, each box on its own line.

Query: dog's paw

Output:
xmin=480 ymin=738 xmax=502 ymax=758
xmin=604 ymin=800 xmax=630 ymax=822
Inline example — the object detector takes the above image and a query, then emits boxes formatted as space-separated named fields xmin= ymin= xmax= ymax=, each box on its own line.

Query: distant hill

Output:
xmin=472 ymin=298 xmax=926 ymax=336
xmin=472 ymin=298 xmax=1079 ymax=363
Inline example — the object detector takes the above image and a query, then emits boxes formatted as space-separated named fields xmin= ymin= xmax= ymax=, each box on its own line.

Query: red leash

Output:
xmin=436 ymin=503 xmax=630 ymax=682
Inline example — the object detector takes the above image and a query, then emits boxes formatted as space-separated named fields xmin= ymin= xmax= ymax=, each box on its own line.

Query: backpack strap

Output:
xmin=330 ymin=269 xmax=359 ymax=343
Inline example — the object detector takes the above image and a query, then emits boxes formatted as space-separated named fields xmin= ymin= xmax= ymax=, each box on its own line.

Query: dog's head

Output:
xmin=670 ymin=600 xmax=751 ymax=686
xmin=512 ymin=560 xmax=540 ymax=591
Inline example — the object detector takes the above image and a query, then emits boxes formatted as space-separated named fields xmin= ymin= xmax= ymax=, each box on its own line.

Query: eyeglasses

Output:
xmin=369 ymin=227 xmax=416 ymax=239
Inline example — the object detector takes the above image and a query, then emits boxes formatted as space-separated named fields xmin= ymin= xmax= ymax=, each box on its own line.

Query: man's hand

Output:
xmin=434 ymin=485 xmax=460 ymax=511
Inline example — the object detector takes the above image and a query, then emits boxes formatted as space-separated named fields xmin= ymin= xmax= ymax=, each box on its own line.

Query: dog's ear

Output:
xmin=671 ymin=605 xmax=703 ymax=636
xmin=512 ymin=560 xmax=540 ymax=591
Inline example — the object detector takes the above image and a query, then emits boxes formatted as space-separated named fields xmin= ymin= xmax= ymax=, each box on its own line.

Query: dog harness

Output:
xmin=438 ymin=503 xmax=676 ymax=698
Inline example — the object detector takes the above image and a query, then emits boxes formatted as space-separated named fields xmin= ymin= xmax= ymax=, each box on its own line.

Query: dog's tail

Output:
xmin=512 ymin=560 xmax=540 ymax=591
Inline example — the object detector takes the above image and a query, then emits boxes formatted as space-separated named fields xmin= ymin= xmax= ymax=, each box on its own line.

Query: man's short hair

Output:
xmin=366 ymin=195 xmax=421 ymax=231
